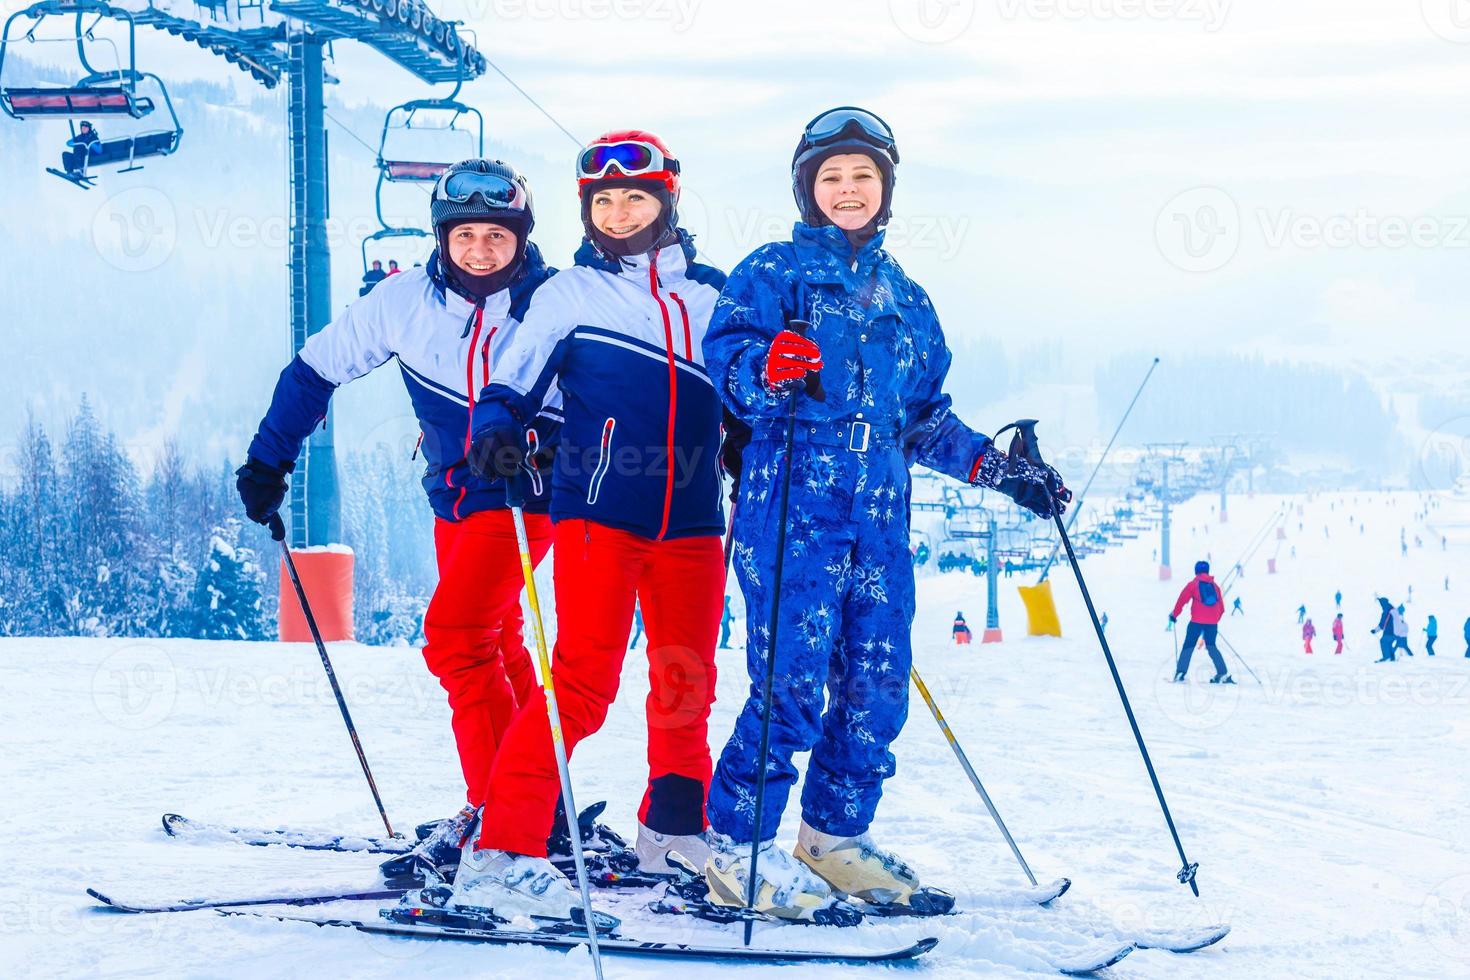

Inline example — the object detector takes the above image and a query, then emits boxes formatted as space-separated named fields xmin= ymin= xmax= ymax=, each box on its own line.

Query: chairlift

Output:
xmin=1 ymin=5 xmax=183 ymax=187
xmin=364 ymin=81 xmax=484 ymax=279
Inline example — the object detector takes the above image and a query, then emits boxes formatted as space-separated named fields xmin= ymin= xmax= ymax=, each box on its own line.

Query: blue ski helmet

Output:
xmin=1195 ymin=560 xmax=1210 ymax=575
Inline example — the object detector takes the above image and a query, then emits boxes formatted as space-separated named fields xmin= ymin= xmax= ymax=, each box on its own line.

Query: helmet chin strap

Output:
xmin=590 ymin=221 xmax=675 ymax=258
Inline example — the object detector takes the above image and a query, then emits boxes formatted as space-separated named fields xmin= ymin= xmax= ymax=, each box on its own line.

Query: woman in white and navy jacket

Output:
xmin=457 ymin=131 xmax=726 ymax=915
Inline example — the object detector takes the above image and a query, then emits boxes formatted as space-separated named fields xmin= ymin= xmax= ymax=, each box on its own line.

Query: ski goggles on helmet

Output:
xmin=577 ymin=140 xmax=680 ymax=181
xmin=433 ymin=168 xmax=528 ymax=210
xmin=801 ymin=106 xmax=899 ymax=163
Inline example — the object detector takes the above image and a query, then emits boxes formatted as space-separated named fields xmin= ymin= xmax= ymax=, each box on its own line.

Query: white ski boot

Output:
xmin=702 ymin=830 xmax=862 ymax=925
xmin=635 ymin=822 xmax=711 ymax=876
xmin=448 ymin=845 xmax=580 ymax=922
xmin=793 ymin=821 xmax=955 ymax=917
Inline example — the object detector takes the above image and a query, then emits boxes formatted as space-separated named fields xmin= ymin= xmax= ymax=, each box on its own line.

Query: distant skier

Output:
xmin=1463 ymin=616 xmax=1470 ymax=657
xmin=1302 ymin=618 xmax=1316 ymax=654
xmin=953 ymin=612 xmax=973 ymax=645
xmin=1331 ymin=613 xmax=1344 ymax=655
xmin=720 ymin=595 xmax=735 ymax=649
xmin=359 ymin=259 xmax=387 ymax=296
xmin=1392 ymin=604 xmax=1413 ymax=657
xmin=1169 ymin=560 xmax=1231 ymax=683
xmin=1231 ymin=596 xmax=1244 ymax=616
xmin=1425 ymin=615 xmax=1438 ymax=656
xmin=61 ymin=120 xmax=99 ymax=177
xmin=1370 ymin=598 xmax=1395 ymax=662
xmin=1100 ymin=611 xmax=1109 ymax=634
xmin=1297 ymin=604 xmax=1306 ymax=624
xmin=1334 ymin=589 xmax=1342 ymax=609
xmin=629 ymin=601 xmax=645 ymax=648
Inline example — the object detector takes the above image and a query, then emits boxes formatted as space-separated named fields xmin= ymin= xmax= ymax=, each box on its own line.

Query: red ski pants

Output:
xmin=422 ymin=509 xmax=552 ymax=808
xmin=479 ymin=519 xmax=723 ymax=855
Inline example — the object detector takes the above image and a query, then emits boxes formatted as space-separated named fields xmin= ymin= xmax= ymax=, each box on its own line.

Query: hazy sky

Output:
xmin=5 ymin=0 xmax=1469 ymax=474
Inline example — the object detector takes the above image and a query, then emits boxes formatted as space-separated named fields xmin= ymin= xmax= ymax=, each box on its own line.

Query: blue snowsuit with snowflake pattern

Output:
xmin=704 ymin=223 xmax=993 ymax=842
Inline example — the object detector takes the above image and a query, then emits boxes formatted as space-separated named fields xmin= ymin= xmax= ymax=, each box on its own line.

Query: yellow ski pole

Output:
xmin=505 ymin=473 xmax=604 ymax=979
xmin=910 ymin=665 xmax=1040 ymax=887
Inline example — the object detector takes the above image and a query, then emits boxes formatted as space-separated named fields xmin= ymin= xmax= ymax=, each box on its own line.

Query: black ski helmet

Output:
xmin=431 ymin=158 xmax=535 ymax=299
xmin=791 ymin=106 xmax=899 ymax=230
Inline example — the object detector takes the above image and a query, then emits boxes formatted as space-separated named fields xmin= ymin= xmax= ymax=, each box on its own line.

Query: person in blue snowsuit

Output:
xmin=699 ymin=107 xmax=1070 ymax=921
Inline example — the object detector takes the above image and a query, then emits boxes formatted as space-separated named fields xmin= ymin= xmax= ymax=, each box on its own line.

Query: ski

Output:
xmin=220 ymin=907 xmax=940 ymax=964
xmin=1056 ymin=943 xmax=1136 ymax=975
xmin=161 ymin=813 xmax=412 ymax=854
xmin=46 ymin=167 xmax=96 ymax=188
xmin=1130 ymin=922 xmax=1230 ymax=953
xmin=87 ymin=885 xmax=406 ymax=914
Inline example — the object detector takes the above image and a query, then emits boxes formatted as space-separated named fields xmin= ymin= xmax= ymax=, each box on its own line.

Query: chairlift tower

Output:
xmin=1144 ymin=442 xmax=1188 ymax=580
xmin=1 ymin=0 xmax=485 ymax=547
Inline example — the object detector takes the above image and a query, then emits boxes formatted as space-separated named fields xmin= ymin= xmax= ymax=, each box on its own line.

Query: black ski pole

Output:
xmin=1037 ymin=356 xmax=1159 ymax=583
xmin=1006 ymin=422 xmax=1201 ymax=897
xmin=268 ymin=514 xmax=398 ymax=839
xmin=743 ymin=319 xmax=821 ymax=945
xmin=1214 ymin=629 xmax=1262 ymax=684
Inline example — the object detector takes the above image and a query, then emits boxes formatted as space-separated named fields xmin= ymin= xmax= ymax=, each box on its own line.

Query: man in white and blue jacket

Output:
xmin=238 ymin=161 xmax=559 ymax=882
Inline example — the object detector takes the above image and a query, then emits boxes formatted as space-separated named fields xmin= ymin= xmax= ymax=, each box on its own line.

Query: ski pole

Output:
xmin=1214 ymin=629 xmax=1262 ymax=684
xmin=1037 ymin=356 xmax=1159 ymax=583
xmin=504 ymin=475 xmax=604 ymax=978
xmin=743 ymin=319 xmax=820 ymax=945
xmin=268 ymin=514 xmax=398 ymax=840
xmin=910 ymin=665 xmax=1038 ymax=886
xmin=1005 ymin=421 xmax=1203 ymax=897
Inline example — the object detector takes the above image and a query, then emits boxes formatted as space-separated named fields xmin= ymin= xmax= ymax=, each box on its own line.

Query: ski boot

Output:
xmin=634 ymin=822 xmax=711 ymax=876
xmin=700 ymin=830 xmax=862 ymax=926
xmin=793 ymin=821 xmax=955 ymax=917
xmin=1209 ymin=672 xmax=1236 ymax=685
xmin=1173 ymin=671 xmax=1187 ymax=683
xmin=378 ymin=803 xmax=478 ymax=888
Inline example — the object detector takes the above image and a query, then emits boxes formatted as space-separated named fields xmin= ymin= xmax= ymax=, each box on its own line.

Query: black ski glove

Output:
xmin=235 ymin=456 xmax=292 ymax=528
xmin=972 ymin=449 xmax=1072 ymax=519
xmin=468 ymin=426 xmax=525 ymax=479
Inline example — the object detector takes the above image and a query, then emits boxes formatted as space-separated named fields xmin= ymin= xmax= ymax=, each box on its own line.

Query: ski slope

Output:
xmin=5 ymin=491 xmax=1469 ymax=978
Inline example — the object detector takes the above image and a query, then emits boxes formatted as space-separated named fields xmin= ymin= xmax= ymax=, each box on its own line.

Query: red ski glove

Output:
xmin=764 ymin=329 xmax=824 ymax=392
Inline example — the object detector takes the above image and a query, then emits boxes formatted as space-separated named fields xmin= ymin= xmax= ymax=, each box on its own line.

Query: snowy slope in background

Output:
xmin=5 ymin=490 xmax=1469 ymax=977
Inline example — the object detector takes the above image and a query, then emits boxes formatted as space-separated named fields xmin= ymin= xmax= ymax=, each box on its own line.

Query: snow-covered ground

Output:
xmin=6 ymin=491 xmax=1470 ymax=978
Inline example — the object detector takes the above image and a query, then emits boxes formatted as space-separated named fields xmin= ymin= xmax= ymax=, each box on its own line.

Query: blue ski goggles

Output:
xmin=577 ymin=140 xmax=679 ymax=181
xmin=434 ymin=169 xmax=528 ymax=209
xmin=801 ymin=106 xmax=899 ymax=163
